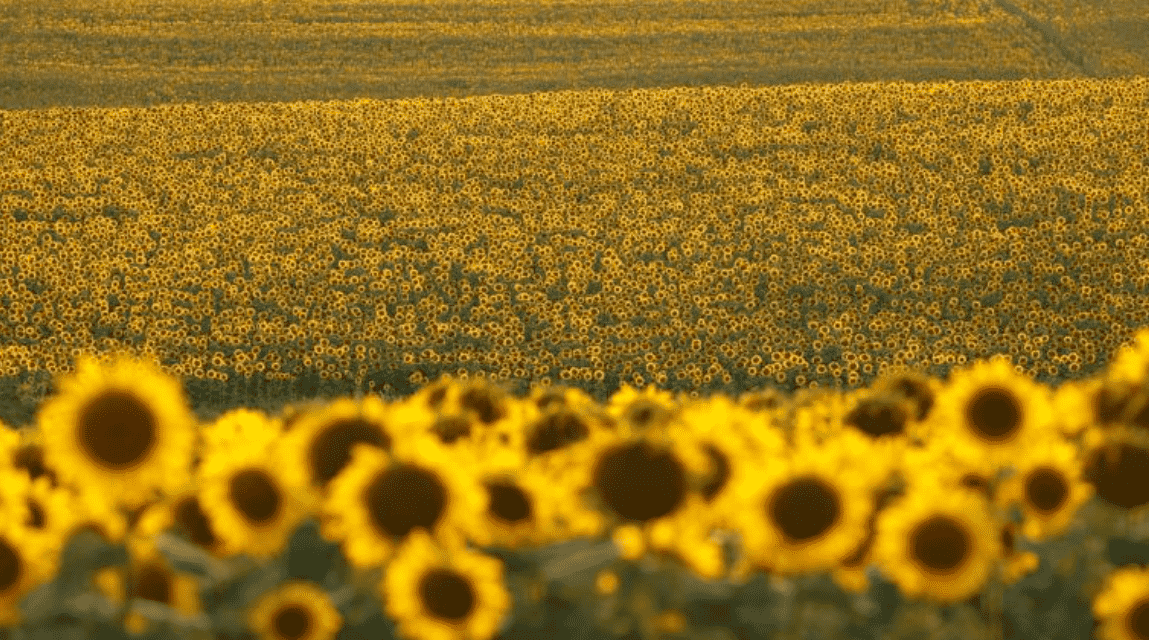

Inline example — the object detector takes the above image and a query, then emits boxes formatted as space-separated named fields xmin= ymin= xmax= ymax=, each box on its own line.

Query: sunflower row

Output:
xmin=3 ymin=331 xmax=1149 ymax=639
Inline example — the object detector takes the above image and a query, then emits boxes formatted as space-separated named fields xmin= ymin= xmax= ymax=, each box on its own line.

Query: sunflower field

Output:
xmin=2 ymin=69 xmax=1149 ymax=640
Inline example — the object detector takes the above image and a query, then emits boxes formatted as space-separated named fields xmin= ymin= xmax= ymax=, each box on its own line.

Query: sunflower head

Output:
xmin=37 ymin=352 xmax=197 ymax=511
xmin=1080 ymin=426 xmax=1149 ymax=510
xmin=247 ymin=580 xmax=344 ymax=640
xmin=873 ymin=483 xmax=1002 ymax=605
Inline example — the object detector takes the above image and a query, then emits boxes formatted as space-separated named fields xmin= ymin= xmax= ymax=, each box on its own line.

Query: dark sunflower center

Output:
xmin=0 ymin=539 xmax=21 ymax=592
xmin=419 ymin=567 xmax=475 ymax=621
xmin=273 ymin=604 xmax=312 ymax=640
xmin=959 ymin=473 xmax=991 ymax=496
xmin=136 ymin=560 xmax=173 ymax=603
xmin=624 ymin=400 xmax=670 ymax=431
xmin=308 ymin=418 xmax=391 ymax=487
xmin=965 ymin=386 xmax=1022 ymax=441
xmin=769 ymin=475 xmax=840 ymax=543
xmin=174 ymin=496 xmax=218 ymax=548
xmin=1025 ymin=467 xmax=1068 ymax=513
xmin=433 ymin=415 xmax=472 ymax=444
xmin=1084 ymin=442 xmax=1149 ymax=509
xmin=26 ymin=499 xmax=45 ymax=529
xmin=366 ymin=464 xmax=447 ymax=539
xmin=78 ymin=390 xmax=157 ymax=469
xmin=487 ymin=481 xmax=532 ymax=524
xmin=892 ymin=378 xmax=934 ymax=421
xmin=1128 ymin=598 xmax=1149 ymax=640
xmin=229 ymin=468 xmax=281 ymax=524
xmin=1001 ymin=524 xmax=1014 ymax=553
xmin=593 ymin=441 xmax=687 ymax=522
xmin=14 ymin=444 xmax=57 ymax=487
xmin=698 ymin=443 xmax=730 ymax=501
xmin=910 ymin=515 xmax=970 ymax=573
xmin=459 ymin=386 xmax=506 ymax=425
xmin=846 ymin=400 xmax=908 ymax=438
xmin=526 ymin=410 xmax=590 ymax=455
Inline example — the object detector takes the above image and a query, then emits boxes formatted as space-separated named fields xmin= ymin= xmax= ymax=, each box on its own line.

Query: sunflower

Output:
xmin=830 ymin=477 xmax=906 ymax=595
xmin=197 ymin=427 xmax=317 ymax=560
xmin=927 ymin=356 xmax=1057 ymax=469
xmin=662 ymin=394 xmax=788 ymax=533
xmin=997 ymin=521 xmax=1040 ymax=586
xmin=816 ymin=388 xmax=925 ymax=490
xmin=723 ymin=434 xmax=877 ymax=581
xmin=388 ymin=390 xmax=530 ymax=475
xmin=200 ymin=407 xmax=285 ymax=460
xmin=130 ymin=483 xmax=230 ymax=559
xmin=1079 ymin=423 xmax=1149 ymax=514
xmin=872 ymin=481 xmax=1003 ymax=605
xmin=603 ymin=383 xmax=681 ymax=434
xmin=36 ymin=351 xmax=198 ymax=511
xmin=552 ymin=419 xmax=728 ymax=581
xmin=92 ymin=540 xmax=203 ymax=636
xmin=318 ymin=432 xmax=488 ymax=570
xmin=381 ymin=527 xmax=511 ymax=640
xmin=994 ymin=431 xmax=1094 ymax=542
xmin=9 ymin=427 xmax=60 ymax=490
xmin=736 ymin=385 xmax=790 ymax=415
xmin=247 ymin=580 xmax=344 ymax=640
xmin=523 ymin=384 xmax=601 ymax=415
xmin=1106 ymin=327 xmax=1149 ymax=387
xmin=897 ymin=434 xmax=1011 ymax=502
xmin=1093 ymin=564 xmax=1149 ymax=640
xmin=872 ymin=368 xmax=943 ymax=431
xmin=17 ymin=473 xmax=88 ymax=560
xmin=514 ymin=399 xmax=617 ymax=480
xmin=0 ymin=517 xmax=62 ymax=627
xmin=466 ymin=461 xmax=587 ymax=551
xmin=277 ymin=395 xmax=401 ymax=505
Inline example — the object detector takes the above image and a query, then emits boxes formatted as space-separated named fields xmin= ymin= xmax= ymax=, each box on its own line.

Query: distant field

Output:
xmin=0 ymin=77 xmax=1147 ymax=429
xmin=3 ymin=0 xmax=1147 ymax=110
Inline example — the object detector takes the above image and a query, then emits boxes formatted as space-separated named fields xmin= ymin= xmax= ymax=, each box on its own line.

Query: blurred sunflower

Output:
xmin=200 ymin=407 xmax=285 ymax=460
xmin=557 ymin=415 xmax=731 ymax=580
xmin=736 ymin=385 xmax=790 ymax=415
xmin=36 ymin=351 xmax=197 ymax=511
xmin=319 ymin=433 xmax=487 ymax=570
xmin=830 ymin=478 xmax=906 ymax=595
xmin=872 ymin=369 xmax=942 ymax=433
xmin=663 ymin=394 xmax=788 ymax=533
xmin=821 ymin=388 xmax=924 ymax=489
xmin=788 ymin=387 xmax=851 ymax=449
xmin=92 ymin=540 xmax=202 ymax=636
xmin=381 ymin=527 xmax=511 ymax=640
xmin=927 ymin=356 xmax=1056 ymax=469
xmin=523 ymin=384 xmax=601 ymax=415
xmin=1079 ymin=424 xmax=1149 ymax=513
xmin=604 ymin=383 xmax=681 ymax=435
xmin=0 ymin=517 xmax=62 ymax=627
xmin=467 ymin=461 xmax=587 ymax=551
xmin=131 ymin=482 xmax=229 ymax=558
xmin=277 ymin=395 xmax=399 ymax=505
xmin=994 ymin=432 xmax=1094 ymax=542
xmin=197 ymin=424 xmax=317 ymax=560
xmin=9 ymin=427 xmax=60 ymax=490
xmin=1093 ymin=564 xmax=1149 ymax=640
xmin=515 ymin=400 xmax=616 ymax=480
xmin=1106 ymin=327 xmax=1149 ymax=387
xmin=724 ymin=434 xmax=877 ymax=581
xmin=247 ymin=580 xmax=343 ymax=640
xmin=872 ymin=482 xmax=1002 ymax=605
xmin=997 ymin=521 xmax=1040 ymax=586
xmin=388 ymin=390 xmax=529 ymax=475
xmin=897 ymin=434 xmax=1010 ymax=502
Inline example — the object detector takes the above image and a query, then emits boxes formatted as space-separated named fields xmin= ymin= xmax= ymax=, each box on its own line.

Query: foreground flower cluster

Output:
xmin=5 ymin=330 xmax=1149 ymax=639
